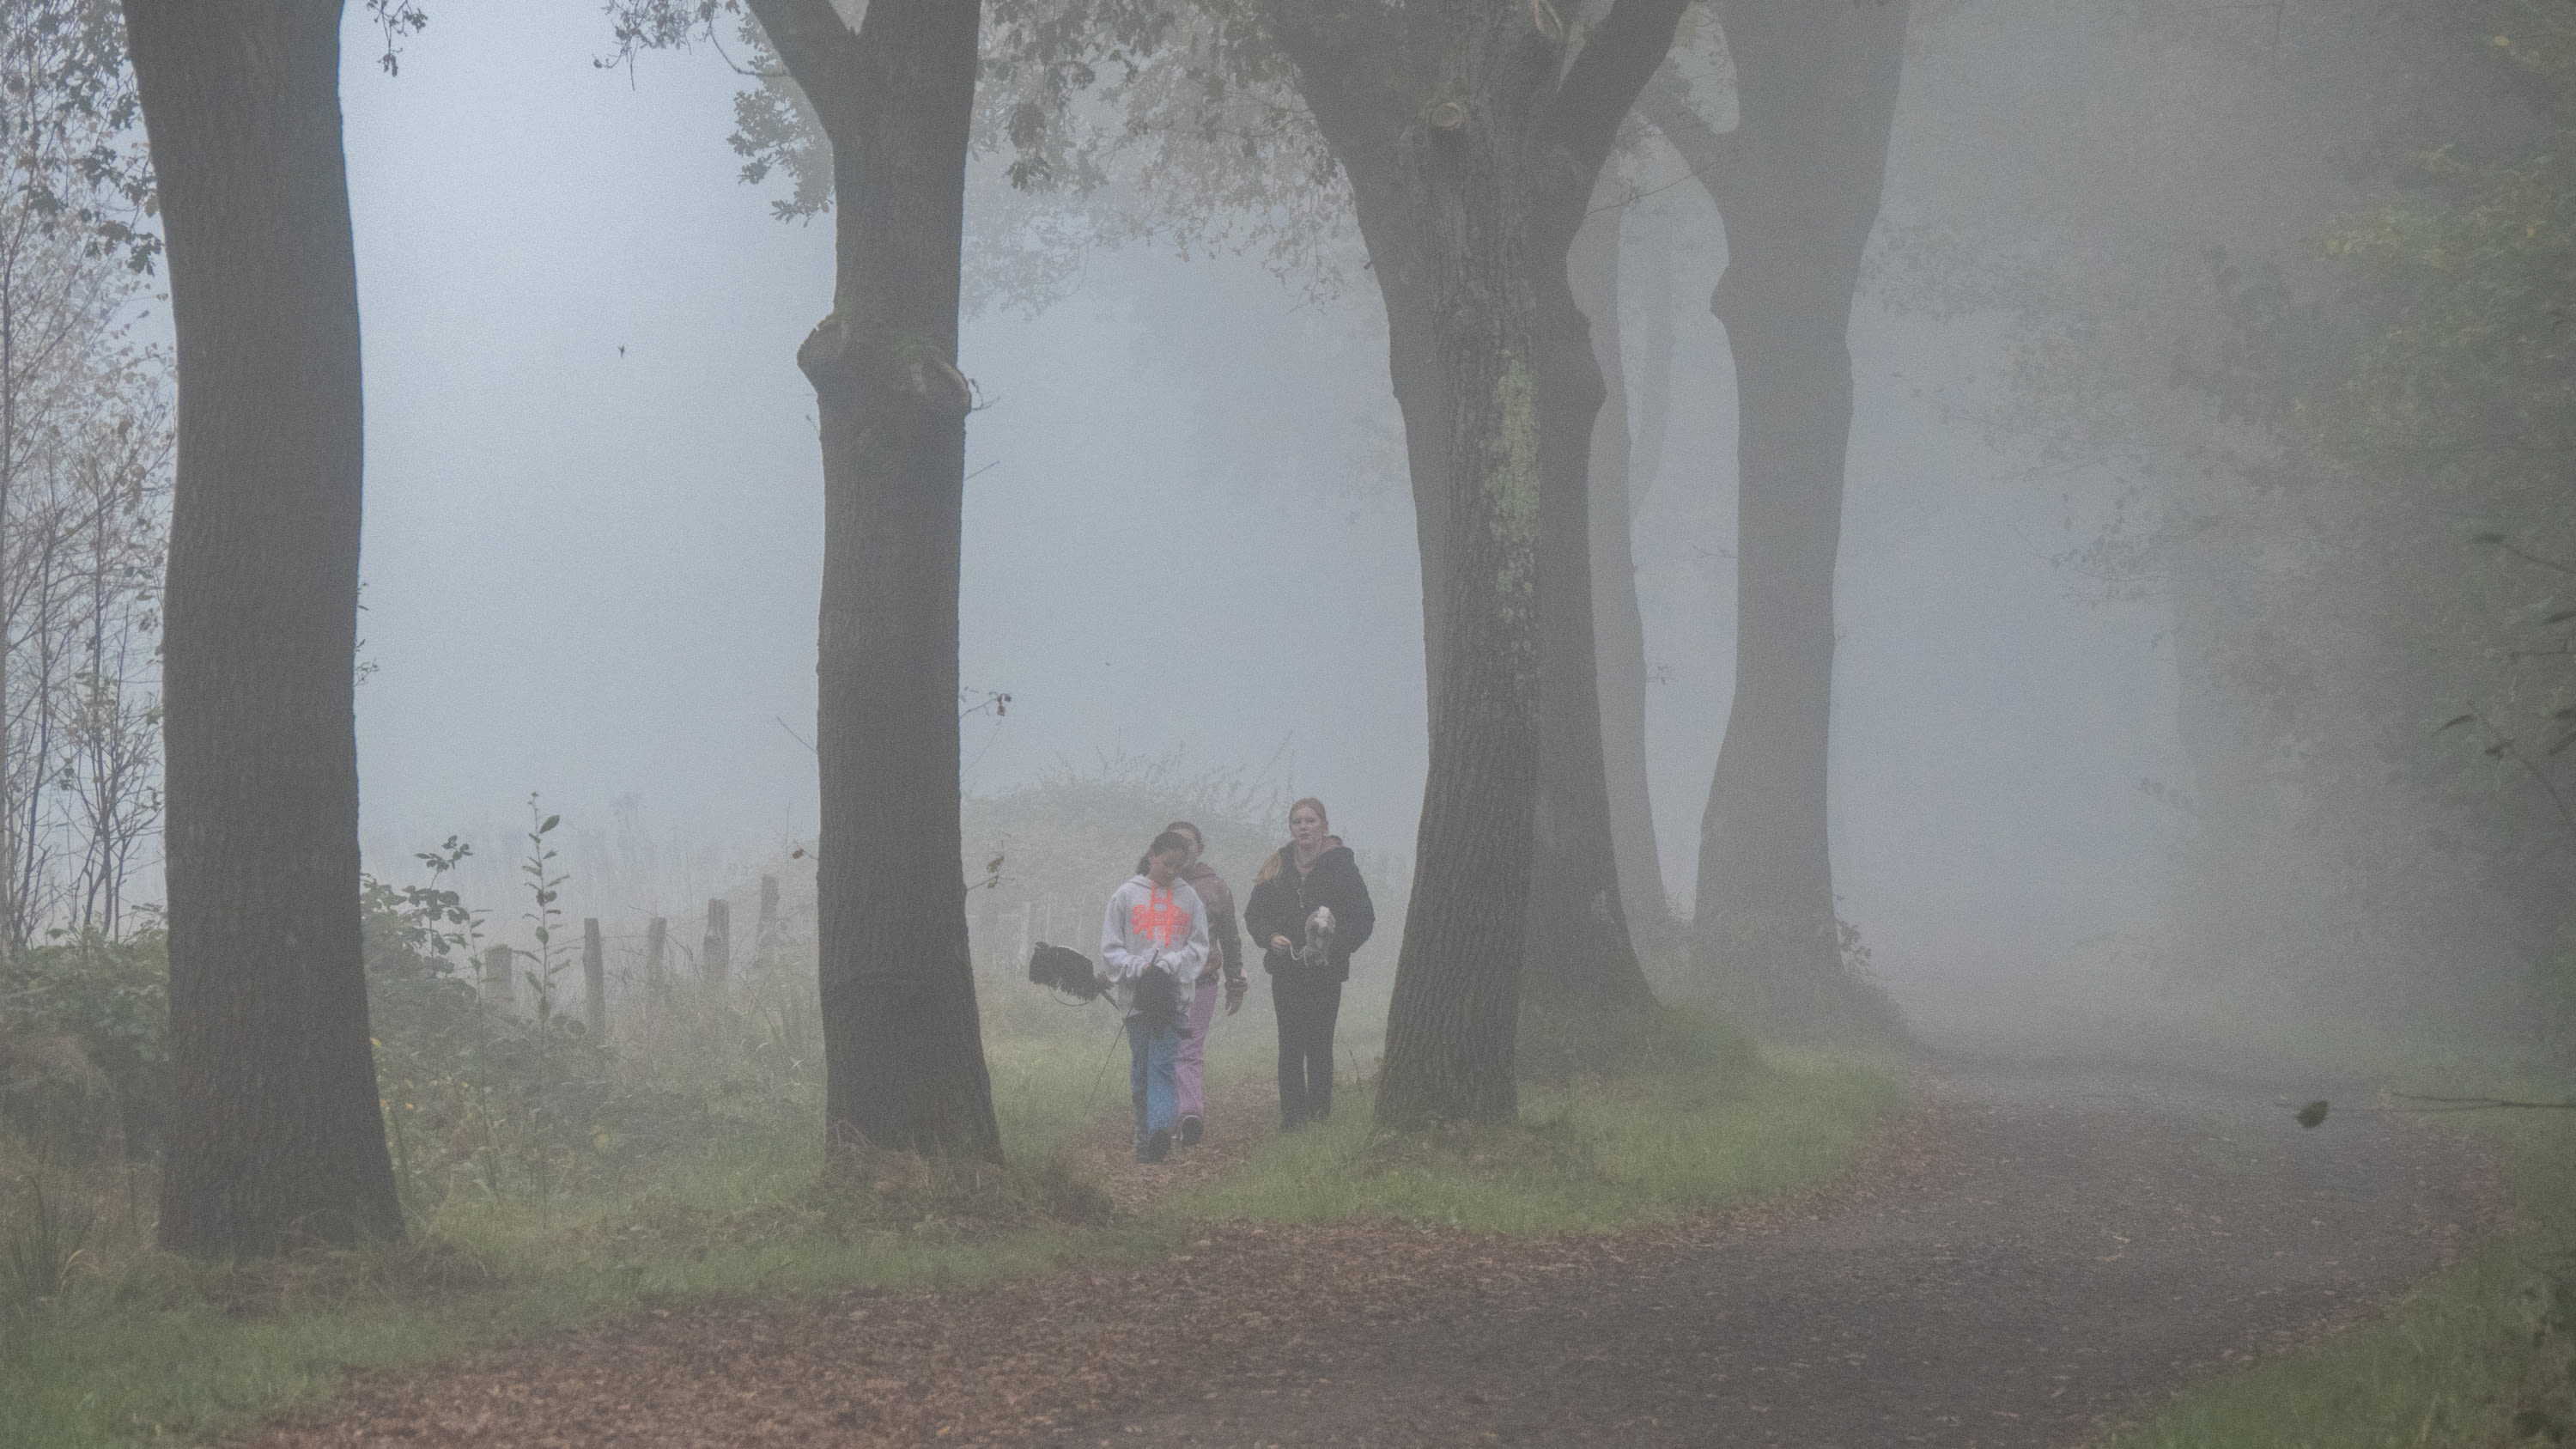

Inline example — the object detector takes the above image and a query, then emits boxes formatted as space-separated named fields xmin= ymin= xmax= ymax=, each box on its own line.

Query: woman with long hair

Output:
xmin=1241 ymin=798 xmax=1375 ymax=1129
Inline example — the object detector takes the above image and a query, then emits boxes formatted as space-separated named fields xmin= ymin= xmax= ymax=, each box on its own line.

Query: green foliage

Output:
xmin=0 ymin=929 xmax=167 ymax=1158
xmin=363 ymin=830 xmax=712 ymax=1224
xmin=2 ymin=1172 xmax=92 ymax=1314
xmin=2153 ymin=3 xmax=2576 ymax=1051
xmin=3 ymin=0 xmax=157 ymax=271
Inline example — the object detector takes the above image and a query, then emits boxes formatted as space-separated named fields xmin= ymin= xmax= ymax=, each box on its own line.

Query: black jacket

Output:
xmin=1242 ymin=842 xmax=1376 ymax=983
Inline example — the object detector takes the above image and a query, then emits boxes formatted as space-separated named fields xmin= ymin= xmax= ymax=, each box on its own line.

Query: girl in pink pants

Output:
xmin=1167 ymin=820 xmax=1245 ymax=1146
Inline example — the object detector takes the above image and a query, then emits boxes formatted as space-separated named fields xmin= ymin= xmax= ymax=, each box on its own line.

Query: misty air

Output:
xmin=0 ymin=0 xmax=2567 ymax=1444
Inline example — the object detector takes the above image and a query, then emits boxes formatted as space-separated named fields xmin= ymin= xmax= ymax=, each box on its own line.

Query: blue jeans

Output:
xmin=1128 ymin=1016 xmax=1181 ymax=1156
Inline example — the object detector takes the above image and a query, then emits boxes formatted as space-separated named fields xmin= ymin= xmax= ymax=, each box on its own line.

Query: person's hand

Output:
xmin=1224 ymin=979 xmax=1247 ymax=1016
xmin=1271 ymin=935 xmax=1292 ymax=952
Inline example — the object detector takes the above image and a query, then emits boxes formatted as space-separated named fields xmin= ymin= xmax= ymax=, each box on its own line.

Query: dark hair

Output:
xmin=1135 ymin=830 xmax=1194 ymax=875
xmin=1164 ymin=819 xmax=1203 ymax=849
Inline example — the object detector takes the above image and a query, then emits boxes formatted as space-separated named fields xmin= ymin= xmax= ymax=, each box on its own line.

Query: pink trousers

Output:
xmin=1176 ymin=976 xmax=1223 ymax=1120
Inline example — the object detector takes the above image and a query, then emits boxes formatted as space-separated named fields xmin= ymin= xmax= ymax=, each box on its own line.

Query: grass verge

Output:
xmin=2095 ymin=1085 xmax=2576 ymax=1448
xmin=0 ymin=1029 xmax=1164 ymax=1448
xmin=1171 ymin=1007 xmax=1903 ymax=1233
xmin=0 ymin=1007 xmax=1896 ymax=1446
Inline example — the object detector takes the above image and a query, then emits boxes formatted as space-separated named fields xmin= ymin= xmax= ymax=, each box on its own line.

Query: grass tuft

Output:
xmin=1171 ymin=1008 xmax=1901 ymax=1234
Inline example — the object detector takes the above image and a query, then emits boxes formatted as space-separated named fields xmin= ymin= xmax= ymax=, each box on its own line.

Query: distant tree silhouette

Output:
xmin=1643 ymin=0 xmax=1910 ymax=1031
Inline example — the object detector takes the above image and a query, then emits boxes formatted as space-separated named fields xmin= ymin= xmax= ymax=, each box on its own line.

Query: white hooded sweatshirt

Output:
xmin=1098 ymin=874 xmax=1209 ymax=1020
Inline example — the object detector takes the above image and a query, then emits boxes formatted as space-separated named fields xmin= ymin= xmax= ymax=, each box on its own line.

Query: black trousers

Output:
xmin=1272 ymin=971 xmax=1343 ymax=1127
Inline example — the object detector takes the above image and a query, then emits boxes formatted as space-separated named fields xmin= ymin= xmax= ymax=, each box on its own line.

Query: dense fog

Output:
xmin=331 ymin=0 xmax=2231 ymax=1023
xmin=10 ymin=0 xmax=2575 ymax=1436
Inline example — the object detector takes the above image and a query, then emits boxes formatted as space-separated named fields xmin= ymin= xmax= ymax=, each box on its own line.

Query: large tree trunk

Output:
xmin=1276 ymin=8 xmax=1558 ymax=1126
xmin=1273 ymin=0 xmax=1687 ymax=1119
xmin=750 ymin=0 xmax=1001 ymax=1159
xmin=1368 ymin=29 xmax=1558 ymax=1128
xmin=127 ymin=0 xmax=402 ymax=1256
xmin=1571 ymin=196 xmax=1670 ymax=934
xmin=1644 ymin=0 xmax=1907 ymax=1032
xmin=1520 ymin=170 xmax=1657 ymax=1075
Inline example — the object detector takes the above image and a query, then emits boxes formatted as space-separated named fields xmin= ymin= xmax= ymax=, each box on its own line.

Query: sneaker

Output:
xmin=1143 ymin=1127 xmax=1173 ymax=1164
xmin=1179 ymin=1115 xmax=1203 ymax=1148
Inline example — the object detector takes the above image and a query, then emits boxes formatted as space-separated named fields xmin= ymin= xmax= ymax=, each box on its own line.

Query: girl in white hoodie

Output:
xmin=1099 ymin=831 xmax=1210 ymax=1162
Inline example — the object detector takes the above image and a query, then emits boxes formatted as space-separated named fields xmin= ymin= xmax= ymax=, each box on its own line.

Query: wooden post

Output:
xmin=644 ymin=916 xmax=668 ymax=989
xmin=582 ymin=917 xmax=606 ymax=1037
xmin=756 ymin=874 xmax=781 ymax=968
xmin=480 ymin=943 xmax=515 ymax=1011
xmin=702 ymin=898 xmax=731 ymax=983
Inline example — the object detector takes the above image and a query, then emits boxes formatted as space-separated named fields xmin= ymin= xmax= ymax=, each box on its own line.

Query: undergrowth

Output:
xmin=0 ymin=1022 xmax=1157 ymax=1449
xmin=0 ymin=772 xmax=1894 ymax=1446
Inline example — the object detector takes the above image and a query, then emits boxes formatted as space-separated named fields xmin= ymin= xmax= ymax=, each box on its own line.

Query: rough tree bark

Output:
xmin=1642 ymin=0 xmax=1907 ymax=1030
xmin=125 ymin=0 xmax=404 ymax=1256
xmin=1269 ymin=0 xmax=1685 ymax=1120
xmin=746 ymin=0 xmax=1002 ymax=1159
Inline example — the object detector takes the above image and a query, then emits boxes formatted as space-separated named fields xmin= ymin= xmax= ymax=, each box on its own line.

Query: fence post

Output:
xmin=582 ymin=917 xmax=606 ymax=1037
xmin=480 ymin=943 xmax=515 ymax=1011
xmin=756 ymin=874 xmax=780 ymax=969
xmin=702 ymin=898 xmax=731 ymax=983
xmin=644 ymin=916 xmax=668 ymax=990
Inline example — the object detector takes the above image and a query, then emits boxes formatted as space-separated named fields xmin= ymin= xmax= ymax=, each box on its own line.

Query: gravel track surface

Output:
xmin=246 ymin=1049 xmax=2504 ymax=1449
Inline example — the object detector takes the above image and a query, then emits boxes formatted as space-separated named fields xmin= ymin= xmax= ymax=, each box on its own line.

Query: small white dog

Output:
xmin=1298 ymin=906 xmax=1336 ymax=968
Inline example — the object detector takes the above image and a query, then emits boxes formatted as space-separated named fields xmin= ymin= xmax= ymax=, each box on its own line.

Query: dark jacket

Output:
xmin=1242 ymin=838 xmax=1376 ymax=983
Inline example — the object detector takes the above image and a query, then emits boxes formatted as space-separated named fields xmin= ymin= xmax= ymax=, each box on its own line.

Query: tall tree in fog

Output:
xmin=1571 ymin=184 xmax=1670 ymax=934
xmin=1517 ymin=161 xmax=1662 ymax=1074
xmin=123 ymin=0 xmax=404 ymax=1254
xmin=730 ymin=2 xmax=1668 ymax=1085
xmin=1640 ymin=0 xmax=1906 ymax=1027
xmin=1249 ymin=0 xmax=1684 ymax=1118
xmin=611 ymin=0 xmax=1003 ymax=1159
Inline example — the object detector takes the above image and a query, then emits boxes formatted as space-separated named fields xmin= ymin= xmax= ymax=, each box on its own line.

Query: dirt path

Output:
xmin=247 ymin=1050 xmax=2505 ymax=1449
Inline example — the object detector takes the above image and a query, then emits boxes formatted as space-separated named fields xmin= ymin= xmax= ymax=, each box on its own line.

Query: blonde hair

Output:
xmin=1257 ymin=798 xmax=1331 ymax=883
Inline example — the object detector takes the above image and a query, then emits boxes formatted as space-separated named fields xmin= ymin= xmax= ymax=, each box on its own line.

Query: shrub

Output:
xmin=0 ymin=930 xmax=167 ymax=1160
